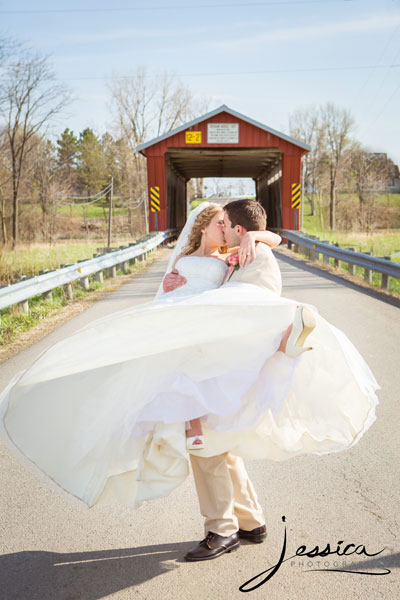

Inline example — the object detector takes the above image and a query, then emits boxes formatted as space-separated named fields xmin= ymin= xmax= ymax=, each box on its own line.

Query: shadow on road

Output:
xmin=0 ymin=542 xmax=193 ymax=600
xmin=276 ymin=251 xmax=400 ymax=309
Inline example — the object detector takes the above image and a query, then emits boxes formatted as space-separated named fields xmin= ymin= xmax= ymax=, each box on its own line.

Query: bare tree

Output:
xmin=289 ymin=106 xmax=326 ymax=217
xmin=108 ymin=67 xmax=201 ymax=234
xmin=0 ymin=50 xmax=70 ymax=247
xmin=341 ymin=144 xmax=390 ymax=231
xmin=320 ymin=103 xmax=354 ymax=230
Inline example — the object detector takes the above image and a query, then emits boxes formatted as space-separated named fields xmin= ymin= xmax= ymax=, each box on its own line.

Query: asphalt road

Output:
xmin=0 ymin=251 xmax=399 ymax=600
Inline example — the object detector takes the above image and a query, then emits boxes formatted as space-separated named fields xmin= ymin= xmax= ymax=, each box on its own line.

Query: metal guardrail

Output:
xmin=280 ymin=229 xmax=400 ymax=289
xmin=0 ymin=229 xmax=179 ymax=313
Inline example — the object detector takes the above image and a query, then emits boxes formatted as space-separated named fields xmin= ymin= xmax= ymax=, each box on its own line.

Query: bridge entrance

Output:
xmin=137 ymin=105 xmax=310 ymax=231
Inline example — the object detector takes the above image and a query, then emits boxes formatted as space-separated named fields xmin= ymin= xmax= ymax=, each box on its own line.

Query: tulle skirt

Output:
xmin=0 ymin=282 xmax=379 ymax=509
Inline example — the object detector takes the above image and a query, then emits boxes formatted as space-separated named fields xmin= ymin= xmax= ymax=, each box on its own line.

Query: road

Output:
xmin=0 ymin=251 xmax=399 ymax=600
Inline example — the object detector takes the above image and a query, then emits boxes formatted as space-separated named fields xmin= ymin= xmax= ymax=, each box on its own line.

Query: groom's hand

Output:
xmin=163 ymin=269 xmax=187 ymax=293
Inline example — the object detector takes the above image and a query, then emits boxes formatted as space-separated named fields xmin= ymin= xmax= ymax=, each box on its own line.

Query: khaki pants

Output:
xmin=190 ymin=452 xmax=265 ymax=537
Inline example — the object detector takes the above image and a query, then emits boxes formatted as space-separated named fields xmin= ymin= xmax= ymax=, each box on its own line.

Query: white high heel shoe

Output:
xmin=285 ymin=306 xmax=316 ymax=358
xmin=186 ymin=435 xmax=205 ymax=450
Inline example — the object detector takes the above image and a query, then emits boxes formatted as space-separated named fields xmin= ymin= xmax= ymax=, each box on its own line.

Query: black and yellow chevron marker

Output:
xmin=150 ymin=186 xmax=160 ymax=212
xmin=291 ymin=183 xmax=301 ymax=209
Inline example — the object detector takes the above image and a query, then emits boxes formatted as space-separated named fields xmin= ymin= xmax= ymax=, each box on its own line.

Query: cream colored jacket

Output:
xmin=225 ymin=243 xmax=282 ymax=296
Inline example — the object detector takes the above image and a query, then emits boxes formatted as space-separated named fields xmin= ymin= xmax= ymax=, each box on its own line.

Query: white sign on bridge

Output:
xmin=207 ymin=123 xmax=239 ymax=144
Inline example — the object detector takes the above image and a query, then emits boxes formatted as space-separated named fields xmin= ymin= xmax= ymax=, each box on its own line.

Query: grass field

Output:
xmin=0 ymin=251 xmax=160 ymax=347
xmin=300 ymin=195 xmax=400 ymax=294
xmin=22 ymin=200 xmax=132 ymax=219
xmin=0 ymin=239 xmax=137 ymax=284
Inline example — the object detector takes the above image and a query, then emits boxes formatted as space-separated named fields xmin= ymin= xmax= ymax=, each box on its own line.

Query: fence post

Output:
xmin=333 ymin=243 xmax=340 ymax=268
xmin=347 ymin=248 xmax=355 ymax=275
xmin=18 ymin=300 xmax=29 ymax=314
xmin=363 ymin=252 xmax=372 ymax=284
xmin=321 ymin=242 xmax=330 ymax=264
xmin=64 ymin=283 xmax=73 ymax=300
xmin=381 ymin=256 xmax=391 ymax=289
xmin=80 ymin=276 xmax=90 ymax=291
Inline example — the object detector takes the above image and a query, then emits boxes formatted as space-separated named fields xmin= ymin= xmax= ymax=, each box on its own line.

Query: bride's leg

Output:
xmin=277 ymin=324 xmax=292 ymax=352
xmin=186 ymin=418 xmax=205 ymax=450
xmin=186 ymin=418 xmax=203 ymax=437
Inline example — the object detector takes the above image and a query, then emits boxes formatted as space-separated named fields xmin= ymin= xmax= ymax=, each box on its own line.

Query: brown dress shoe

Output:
xmin=238 ymin=524 xmax=267 ymax=543
xmin=184 ymin=531 xmax=240 ymax=561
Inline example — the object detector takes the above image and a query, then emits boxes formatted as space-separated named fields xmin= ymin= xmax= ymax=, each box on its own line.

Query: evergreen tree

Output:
xmin=56 ymin=128 xmax=79 ymax=188
xmin=77 ymin=128 xmax=109 ymax=196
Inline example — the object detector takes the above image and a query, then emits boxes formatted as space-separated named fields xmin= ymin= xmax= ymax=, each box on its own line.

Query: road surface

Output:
xmin=0 ymin=251 xmax=399 ymax=600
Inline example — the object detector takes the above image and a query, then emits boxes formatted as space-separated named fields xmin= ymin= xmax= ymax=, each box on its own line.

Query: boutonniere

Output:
xmin=227 ymin=254 xmax=240 ymax=276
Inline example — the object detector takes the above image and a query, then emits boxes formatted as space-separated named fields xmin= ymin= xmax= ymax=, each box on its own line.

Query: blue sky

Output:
xmin=1 ymin=0 xmax=400 ymax=177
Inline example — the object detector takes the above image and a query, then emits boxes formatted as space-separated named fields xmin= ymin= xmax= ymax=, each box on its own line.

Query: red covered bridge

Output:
xmin=137 ymin=105 xmax=310 ymax=231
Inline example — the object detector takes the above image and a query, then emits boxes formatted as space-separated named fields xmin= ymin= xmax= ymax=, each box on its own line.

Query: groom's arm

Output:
xmin=163 ymin=269 xmax=187 ymax=293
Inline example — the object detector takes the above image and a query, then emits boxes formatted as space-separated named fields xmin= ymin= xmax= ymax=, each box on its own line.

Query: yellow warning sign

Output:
xmin=150 ymin=186 xmax=160 ymax=212
xmin=291 ymin=183 xmax=301 ymax=209
xmin=185 ymin=131 xmax=202 ymax=144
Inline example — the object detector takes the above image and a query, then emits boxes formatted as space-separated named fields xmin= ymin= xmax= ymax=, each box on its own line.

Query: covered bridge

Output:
xmin=137 ymin=105 xmax=310 ymax=231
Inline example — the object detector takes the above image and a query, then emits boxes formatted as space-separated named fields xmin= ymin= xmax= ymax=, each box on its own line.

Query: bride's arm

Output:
xmin=162 ymin=255 xmax=187 ymax=293
xmin=238 ymin=230 xmax=282 ymax=267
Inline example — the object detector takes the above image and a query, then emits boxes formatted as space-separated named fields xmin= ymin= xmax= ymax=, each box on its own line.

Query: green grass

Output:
xmin=22 ymin=200 xmax=133 ymax=219
xmin=0 ymin=256 xmax=156 ymax=347
xmin=296 ymin=193 xmax=400 ymax=294
xmin=0 ymin=240 xmax=137 ymax=283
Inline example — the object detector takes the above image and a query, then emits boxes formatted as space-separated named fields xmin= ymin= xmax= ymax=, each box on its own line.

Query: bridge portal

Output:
xmin=137 ymin=105 xmax=310 ymax=231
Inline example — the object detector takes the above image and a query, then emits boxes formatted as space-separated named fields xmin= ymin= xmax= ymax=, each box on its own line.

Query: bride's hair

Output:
xmin=181 ymin=204 xmax=222 ymax=256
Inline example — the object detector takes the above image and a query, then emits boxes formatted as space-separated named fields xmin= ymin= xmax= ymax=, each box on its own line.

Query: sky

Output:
xmin=1 ymin=0 xmax=400 ymax=195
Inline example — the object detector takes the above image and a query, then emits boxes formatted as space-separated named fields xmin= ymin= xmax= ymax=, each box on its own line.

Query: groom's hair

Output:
xmin=224 ymin=199 xmax=266 ymax=231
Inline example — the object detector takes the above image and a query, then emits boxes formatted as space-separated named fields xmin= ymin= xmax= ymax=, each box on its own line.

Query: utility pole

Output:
xmin=107 ymin=177 xmax=113 ymax=248
xmin=300 ymin=156 xmax=306 ymax=231
xmin=143 ymin=192 xmax=149 ymax=234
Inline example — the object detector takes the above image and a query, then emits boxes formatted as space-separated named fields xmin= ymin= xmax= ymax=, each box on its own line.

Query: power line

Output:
xmin=0 ymin=1 xmax=356 ymax=15
xmin=60 ymin=63 xmax=400 ymax=82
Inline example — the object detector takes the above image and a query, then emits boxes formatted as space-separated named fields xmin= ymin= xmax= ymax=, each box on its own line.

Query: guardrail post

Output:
xmin=321 ymin=242 xmax=330 ymax=264
xmin=381 ymin=256 xmax=391 ymax=289
xmin=287 ymin=240 xmax=292 ymax=250
xmin=347 ymin=249 xmax=356 ymax=275
xmin=109 ymin=266 xmax=117 ymax=278
xmin=121 ymin=261 xmax=128 ymax=273
xmin=363 ymin=252 xmax=372 ymax=284
xmin=18 ymin=300 xmax=29 ymax=314
xmin=333 ymin=243 xmax=340 ymax=268
xmin=96 ymin=270 xmax=104 ymax=284
xmin=129 ymin=257 xmax=136 ymax=266
xmin=80 ymin=276 xmax=90 ymax=291
xmin=64 ymin=283 xmax=73 ymax=300
xmin=43 ymin=290 xmax=53 ymax=301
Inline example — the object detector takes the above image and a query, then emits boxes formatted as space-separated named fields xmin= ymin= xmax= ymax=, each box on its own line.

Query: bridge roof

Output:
xmin=136 ymin=105 xmax=311 ymax=153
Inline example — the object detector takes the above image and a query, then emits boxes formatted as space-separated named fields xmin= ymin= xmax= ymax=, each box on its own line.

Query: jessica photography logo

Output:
xmin=239 ymin=516 xmax=390 ymax=593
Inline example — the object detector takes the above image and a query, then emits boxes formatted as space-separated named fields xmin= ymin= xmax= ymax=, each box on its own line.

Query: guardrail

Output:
xmin=280 ymin=230 xmax=400 ymax=289
xmin=0 ymin=229 xmax=179 ymax=315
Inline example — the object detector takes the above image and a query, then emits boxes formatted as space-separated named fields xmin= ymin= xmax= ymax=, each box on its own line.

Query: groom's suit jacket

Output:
xmin=225 ymin=243 xmax=282 ymax=296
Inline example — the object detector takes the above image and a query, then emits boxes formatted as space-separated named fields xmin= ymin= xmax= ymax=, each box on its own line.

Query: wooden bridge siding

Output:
xmin=144 ymin=111 xmax=305 ymax=230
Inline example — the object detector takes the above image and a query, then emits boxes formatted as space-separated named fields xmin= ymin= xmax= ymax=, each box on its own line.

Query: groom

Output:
xmin=163 ymin=199 xmax=282 ymax=561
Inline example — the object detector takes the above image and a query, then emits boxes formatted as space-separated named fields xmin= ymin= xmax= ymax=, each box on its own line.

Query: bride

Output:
xmin=0 ymin=202 xmax=379 ymax=510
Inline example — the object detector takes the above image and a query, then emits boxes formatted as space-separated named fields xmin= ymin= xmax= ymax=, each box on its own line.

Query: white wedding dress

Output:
xmin=0 ymin=255 xmax=379 ymax=510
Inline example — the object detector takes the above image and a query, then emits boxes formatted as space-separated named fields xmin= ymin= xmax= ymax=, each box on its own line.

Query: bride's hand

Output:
xmin=163 ymin=269 xmax=187 ymax=293
xmin=238 ymin=232 xmax=257 ymax=267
